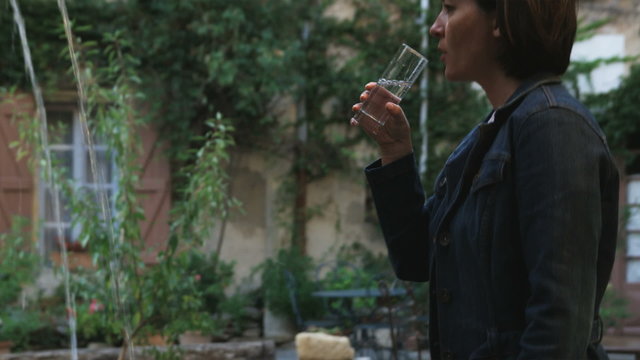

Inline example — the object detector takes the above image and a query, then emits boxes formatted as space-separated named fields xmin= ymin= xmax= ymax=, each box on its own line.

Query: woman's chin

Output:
xmin=444 ymin=67 xmax=458 ymax=81
xmin=444 ymin=68 xmax=471 ymax=83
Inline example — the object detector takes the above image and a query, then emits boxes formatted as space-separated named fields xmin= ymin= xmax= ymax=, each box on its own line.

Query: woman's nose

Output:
xmin=429 ymin=13 xmax=445 ymax=38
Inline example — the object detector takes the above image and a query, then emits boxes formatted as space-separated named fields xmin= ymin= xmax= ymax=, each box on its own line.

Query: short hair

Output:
xmin=475 ymin=0 xmax=578 ymax=79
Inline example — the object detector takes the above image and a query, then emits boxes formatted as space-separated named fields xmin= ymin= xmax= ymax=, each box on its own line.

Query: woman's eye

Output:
xmin=443 ymin=4 xmax=455 ymax=13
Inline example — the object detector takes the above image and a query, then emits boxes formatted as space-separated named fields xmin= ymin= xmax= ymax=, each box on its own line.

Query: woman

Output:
xmin=350 ymin=0 xmax=619 ymax=359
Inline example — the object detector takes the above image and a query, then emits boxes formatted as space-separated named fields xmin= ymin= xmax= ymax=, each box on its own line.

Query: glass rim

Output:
xmin=400 ymin=43 xmax=428 ymax=62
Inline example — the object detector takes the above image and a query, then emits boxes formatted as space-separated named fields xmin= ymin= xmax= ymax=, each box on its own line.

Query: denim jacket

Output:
xmin=365 ymin=75 xmax=619 ymax=359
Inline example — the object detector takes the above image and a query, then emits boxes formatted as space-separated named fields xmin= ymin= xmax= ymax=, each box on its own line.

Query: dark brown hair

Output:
xmin=476 ymin=0 xmax=578 ymax=79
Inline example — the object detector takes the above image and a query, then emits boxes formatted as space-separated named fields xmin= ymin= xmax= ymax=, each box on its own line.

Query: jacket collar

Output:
xmin=493 ymin=73 xmax=562 ymax=123
xmin=499 ymin=73 xmax=562 ymax=110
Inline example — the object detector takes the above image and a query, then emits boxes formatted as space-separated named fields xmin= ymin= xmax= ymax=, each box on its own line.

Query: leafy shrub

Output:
xmin=0 ymin=217 xmax=40 ymax=308
xmin=255 ymin=243 xmax=427 ymax=328
xmin=255 ymin=247 xmax=324 ymax=322
xmin=0 ymin=308 xmax=66 ymax=352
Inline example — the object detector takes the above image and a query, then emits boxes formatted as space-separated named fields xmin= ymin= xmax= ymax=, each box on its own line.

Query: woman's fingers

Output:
xmin=385 ymin=102 xmax=402 ymax=116
xmin=349 ymin=82 xmax=376 ymax=128
xmin=385 ymin=103 xmax=408 ymax=129
xmin=351 ymin=102 xmax=362 ymax=127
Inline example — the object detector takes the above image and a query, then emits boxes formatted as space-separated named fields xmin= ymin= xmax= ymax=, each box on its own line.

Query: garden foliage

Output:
xmin=0 ymin=0 xmax=637 ymax=353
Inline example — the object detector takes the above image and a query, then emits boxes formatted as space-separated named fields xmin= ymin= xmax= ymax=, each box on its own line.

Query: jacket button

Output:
xmin=438 ymin=288 xmax=452 ymax=303
xmin=442 ymin=350 xmax=454 ymax=360
xmin=439 ymin=176 xmax=447 ymax=188
xmin=438 ymin=232 xmax=450 ymax=247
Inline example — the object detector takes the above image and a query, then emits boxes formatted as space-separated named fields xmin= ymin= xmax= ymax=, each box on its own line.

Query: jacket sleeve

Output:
xmin=365 ymin=153 xmax=432 ymax=282
xmin=513 ymin=108 xmax=613 ymax=359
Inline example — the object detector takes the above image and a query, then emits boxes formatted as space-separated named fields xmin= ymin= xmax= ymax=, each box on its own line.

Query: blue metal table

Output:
xmin=312 ymin=287 xmax=407 ymax=298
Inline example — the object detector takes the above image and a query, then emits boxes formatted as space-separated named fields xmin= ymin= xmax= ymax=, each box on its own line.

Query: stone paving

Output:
xmin=274 ymin=341 xmax=432 ymax=360
xmin=275 ymin=340 xmax=637 ymax=360
xmin=275 ymin=342 xmax=298 ymax=360
xmin=0 ymin=341 xmax=276 ymax=360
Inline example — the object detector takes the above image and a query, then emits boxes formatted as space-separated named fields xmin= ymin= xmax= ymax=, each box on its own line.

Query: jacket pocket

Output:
xmin=469 ymin=329 xmax=522 ymax=360
xmin=470 ymin=152 xmax=511 ymax=194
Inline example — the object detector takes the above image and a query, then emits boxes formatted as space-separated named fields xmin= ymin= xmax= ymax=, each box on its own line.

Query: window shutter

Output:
xmin=136 ymin=124 xmax=171 ymax=264
xmin=0 ymin=96 xmax=35 ymax=233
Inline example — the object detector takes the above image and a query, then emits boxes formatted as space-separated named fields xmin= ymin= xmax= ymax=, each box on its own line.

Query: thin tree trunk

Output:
xmin=292 ymin=21 xmax=311 ymax=254
xmin=212 ymin=151 xmax=236 ymax=270
xmin=293 ymin=152 xmax=308 ymax=254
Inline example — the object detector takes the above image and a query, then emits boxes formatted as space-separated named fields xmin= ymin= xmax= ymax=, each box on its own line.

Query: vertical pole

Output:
xmin=418 ymin=0 xmax=430 ymax=181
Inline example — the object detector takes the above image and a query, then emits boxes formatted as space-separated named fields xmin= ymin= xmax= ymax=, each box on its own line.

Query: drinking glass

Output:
xmin=353 ymin=44 xmax=427 ymax=132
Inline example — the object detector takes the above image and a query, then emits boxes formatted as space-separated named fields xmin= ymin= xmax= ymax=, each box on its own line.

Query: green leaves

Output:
xmin=592 ymin=64 xmax=640 ymax=155
xmin=169 ymin=113 xmax=239 ymax=252
xmin=0 ymin=216 xmax=40 ymax=309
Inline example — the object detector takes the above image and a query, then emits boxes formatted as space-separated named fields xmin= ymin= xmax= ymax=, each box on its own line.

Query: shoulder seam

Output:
xmin=542 ymin=85 xmax=557 ymax=107
xmin=515 ymin=106 xmax=608 ymax=149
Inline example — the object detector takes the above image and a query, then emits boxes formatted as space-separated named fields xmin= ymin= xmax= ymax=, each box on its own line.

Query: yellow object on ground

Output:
xmin=295 ymin=332 xmax=355 ymax=360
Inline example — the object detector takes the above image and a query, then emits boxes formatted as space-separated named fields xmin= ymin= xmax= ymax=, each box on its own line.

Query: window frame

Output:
xmin=625 ymin=175 xmax=640 ymax=283
xmin=39 ymin=106 xmax=117 ymax=256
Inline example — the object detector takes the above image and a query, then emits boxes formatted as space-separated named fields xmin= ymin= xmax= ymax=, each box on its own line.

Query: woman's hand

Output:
xmin=350 ymin=82 xmax=414 ymax=165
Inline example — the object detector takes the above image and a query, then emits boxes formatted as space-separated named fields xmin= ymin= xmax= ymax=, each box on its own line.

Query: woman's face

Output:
xmin=430 ymin=0 xmax=502 ymax=82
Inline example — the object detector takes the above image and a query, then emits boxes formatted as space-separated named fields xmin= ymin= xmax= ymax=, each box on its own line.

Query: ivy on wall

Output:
xmin=2 ymin=0 xmax=635 ymax=250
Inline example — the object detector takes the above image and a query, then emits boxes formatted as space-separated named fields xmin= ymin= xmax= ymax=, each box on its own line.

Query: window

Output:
xmin=625 ymin=178 xmax=640 ymax=282
xmin=41 ymin=108 xmax=116 ymax=255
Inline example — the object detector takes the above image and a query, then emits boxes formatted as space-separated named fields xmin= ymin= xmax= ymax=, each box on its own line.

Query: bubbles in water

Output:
xmin=377 ymin=78 xmax=412 ymax=99
xmin=377 ymin=78 xmax=412 ymax=88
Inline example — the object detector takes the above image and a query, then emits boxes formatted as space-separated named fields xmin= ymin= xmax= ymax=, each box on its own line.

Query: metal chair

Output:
xmin=352 ymin=280 xmax=429 ymax=360
xmin=284 ymin=269 xmax=341 ymax=331
xmin=389 ymin=281 xmax=430 ymax=360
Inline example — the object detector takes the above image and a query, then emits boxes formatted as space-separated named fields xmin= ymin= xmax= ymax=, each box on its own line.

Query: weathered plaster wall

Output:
xmin=216 ymin=141 xmax=384 ymax=290
xmin=305 ymin=154 xmax=388 ymax=261
xmin=204 ymin=149 xmax=289 ymax=289
xmin=579 ymin=0 xmax=640 ymax=67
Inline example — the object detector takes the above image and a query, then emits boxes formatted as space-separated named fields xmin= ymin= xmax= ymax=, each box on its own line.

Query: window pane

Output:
xmin=627 ymin=260 xmax=640 ymax=283
xmin=44 ymin=190 xmax=71 ymax=223
xmin=50 ymin=150 xmax=73 ymax=177
xmin=628 ymin=233 xmax=640 ymax=257
xmin=629 ymin=180 xmax=640 ymax=205
xmin=44 ymin=226 xmax=71 ymax=252
xmin=47 ymin=111 xmax=73 ymax=145
xmin=92 ymin=133 xmax=107 ymax=147
xmin=86 ymin=189 xmax=113 ymax=220
xmin=629 ymin=206 xmax=640 ymax=231
xmin=85 ymin=150 xmax=112 ymax=184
